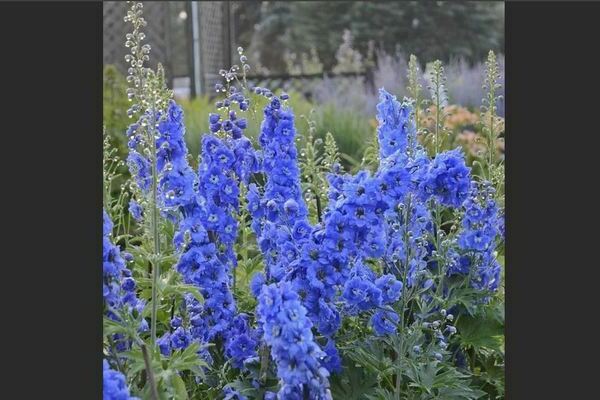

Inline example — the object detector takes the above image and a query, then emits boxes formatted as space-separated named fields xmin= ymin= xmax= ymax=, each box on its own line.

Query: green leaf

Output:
xmin=170 ymin=373 xmax=189 ymax=400
xmin=330 ymin=361 xmax=379 ymax=400
xmin=456 ymin=311 xmax=504 ymax=352
xmin=103 ymin=318 xmax=129 ymax=337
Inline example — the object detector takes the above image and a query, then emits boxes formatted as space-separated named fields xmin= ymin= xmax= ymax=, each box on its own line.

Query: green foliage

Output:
xmin=104 ymin=65 xmax=131 ymax=156
xmin=125 ymin=342 xmax=209 ymax=399
xmin=298 ymin=112 xmax=345 ymax=223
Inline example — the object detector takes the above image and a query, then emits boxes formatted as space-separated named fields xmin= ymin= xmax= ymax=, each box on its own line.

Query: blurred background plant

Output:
xmin=104 ymin=1 xmax=504 ymax=173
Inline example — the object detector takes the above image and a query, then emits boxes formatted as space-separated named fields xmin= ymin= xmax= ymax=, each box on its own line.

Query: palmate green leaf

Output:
xmin=346 ymin=339 xmax=395 ymax=378
xmin=436 ymin=386 xmax=487 ymax=399
xmin=456 ymin=310 xmax=504 ymax=352
xmin=103 ymin=318 xmax=130 ymax=337
xmin=404 ymin=360 xmax=485 ymax=400
xmin=364 ymin=387 xmax=397 ymax=400
xmin=123 ymin=346 xmax=162 ymax=377
xmin=330 ymin=361 xmax=379 ymax=400
xmin=406 ymin=361 xmax=437 ymax=393
xmin=168 ymin=342 xmax=209 ymax=378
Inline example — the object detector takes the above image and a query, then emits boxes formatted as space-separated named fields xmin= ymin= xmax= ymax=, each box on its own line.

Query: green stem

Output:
xmin=434 ymin=67 xmax=441 ymax=155
xmin=149 ymin=107 xmax=161 ymax=348
xmin=141 ymin=343 xmax=160 ymax=400
xmin=434 ymin=202 xmax=445 ymax=302
xmin=259 ymin=343 xmax=270 ymax=383
xmin=395 ymin=195 xmax=413 ymax=399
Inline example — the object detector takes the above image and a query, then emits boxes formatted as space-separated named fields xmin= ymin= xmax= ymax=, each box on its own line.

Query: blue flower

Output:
xmin=223 ymin=386 xmax=247 ymax=400
xmin=321 ymin=339 xmax=342 ymax=374
xmin=342 ymin=277 xmax=382 ymax=311
xmin=209 ymin=113 xmax=220 ymax=124
xmin=250 ymin=272 xmax=266 ymax=298
xmin=226 ymin=333 xmax=258 ymax=369
xmin=371 ymin=310 xmax=399 ymax=336
xmin=375 ymin=274 xmax=403 ymax=304
xmin=376 ymin=89 xmax=416 ymax=159
xmin=419 ymin=148 xmax=471 ymax=207
xmin=103 ymin=210 xmax=145 ymax=335
xmin=170 ymin=327 xmax=191 ymax=350
xmin=126 ymin=151 xmax=151 ymax=193
xmin=103 ymin=360 xmax=138 ymax=400
xmin=257 ymin=282 xmax=332 ymax=399
xmin=128 ymin=200 xmax=143 ymax=222
xmin=157 ymin=333 xmax=171 ymax=356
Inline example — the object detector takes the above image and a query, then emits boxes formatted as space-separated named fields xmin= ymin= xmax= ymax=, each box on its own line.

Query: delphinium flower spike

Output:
xmin=257 ymin=282 xmax=333 ymax=399
xmin=103 ymin=209 xmax=146 ymax=351
xmin=103 ymin=359 xmax=139 ymax=400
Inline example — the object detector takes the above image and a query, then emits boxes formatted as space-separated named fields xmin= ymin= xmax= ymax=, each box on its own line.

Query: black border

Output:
xmin=506 ymin=1 xmax=600 ymax=398
xmin=0 ymin=1 xmax=102 ymax=398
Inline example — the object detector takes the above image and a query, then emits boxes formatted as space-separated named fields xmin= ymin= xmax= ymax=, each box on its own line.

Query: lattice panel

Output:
xmin=198 ymin=2 xmax=227 ymax=92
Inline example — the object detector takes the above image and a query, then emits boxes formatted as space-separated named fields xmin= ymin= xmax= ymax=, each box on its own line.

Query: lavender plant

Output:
xmin=103 ymin=3 xmax=504 ymax=399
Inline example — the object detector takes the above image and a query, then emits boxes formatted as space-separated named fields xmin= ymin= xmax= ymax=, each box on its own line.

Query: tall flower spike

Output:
xmin=376 ymin=88 xmax=417 ymax=160
xmin=103 ymin=209 xmax=147 ymax=350
xmin=252 ymin=96 xmax=312 ymax=282
xmin=455 ymin=182 xmax=502 ymax=292
xmin=257 ymin=282 xmax=332 ymax=400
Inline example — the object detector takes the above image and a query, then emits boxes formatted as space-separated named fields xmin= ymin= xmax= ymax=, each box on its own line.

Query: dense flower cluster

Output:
xmin=248 ymin=96 xmax=310 ymax=282
xmin=456 ymin=182 xmax=502 ymax=291
xmin=116 ymin=68 xmax=501 ymax=397
xmin=418 ymin=148 xmax=471 ymax=208
xmin=103 ymin=360 xmax=138 ymax=400
xmin=168 ymin=98 xmax=257 ymax=368
xmin=125 ymin=100 xmax=197 ymax=221
xmin=125 ymin=97 xmax=258 ymax=369
xmin=156 ymin=102 xmax=197 ymax=215
xmin=257 ymin=282 xmax=332 ymax=400
xmin=103 ymin=210 xmax=146 ymax=349
xmin=376 ymin=88 xmax=417 ymax=158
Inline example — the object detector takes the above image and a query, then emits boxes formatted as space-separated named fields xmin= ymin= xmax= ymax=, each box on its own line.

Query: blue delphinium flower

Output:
xmin=471 ymin=253 xmax=501 ymax=292
xmin=249 ymin=96 xmax=312 ymax=282
xmin=376 ymin=89 xmax=417 ymax=159
xmin=170 ymin=327 xmax=192 ymax=350
xmin=371 ymin=309 xmax=400 ymax=336
xmin=249 ymin=272 xmax=266 ymax=298
xmin=223 ymin=386 xmax=248 ymax=400
xmin=458 ymin=183 xmax=500 ymax=253
xmin=103 ymin=210 xmax=145 ymax=334
xmin=172 ymin=105 xmax=258 ymax=368
xmin=103 ymin=359 xmax=138 ymax=400
xmin=456 ymin=182 xmax=502 ymax=292
xmin=225 ymin=313 xmax=259 ymax=369
xmin=342 ymin=275 xmax=383 ymax=312
xmin=156 ymin=101 xmax=198 ymax=219
xmin=128 ymin=200 xmax=143 ymax=222
xmin=257 ymin=282 xmax=332 ymax=399
xmin=375 ymin=274 xmax=403 ymax=303
xmin=126 ymin=151 xmax=152 ymax=193
xmin=321 ymin=339 xmax=342 ymax=374
xmin=419 ymin=148 xmax=471 ymax=208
